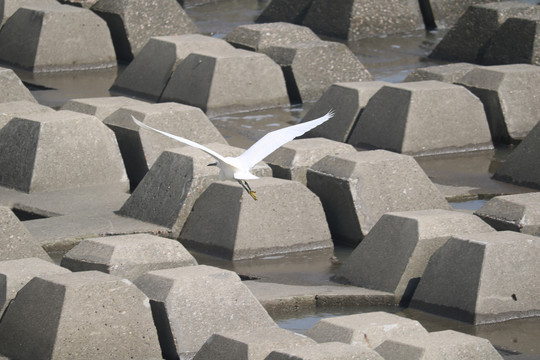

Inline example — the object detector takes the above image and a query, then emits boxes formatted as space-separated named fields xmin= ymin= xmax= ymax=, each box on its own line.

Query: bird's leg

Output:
xmin=238 ymin=180 xmax=257 ymax=200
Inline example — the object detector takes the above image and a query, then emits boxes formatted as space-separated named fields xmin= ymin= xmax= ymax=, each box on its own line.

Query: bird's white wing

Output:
xmin=236 ymin=109 xmax=335 ymax=168
xmin=131 ymin=116 xmax=229 ymax=164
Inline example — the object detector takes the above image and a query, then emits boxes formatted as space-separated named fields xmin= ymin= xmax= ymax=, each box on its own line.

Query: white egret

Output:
xmin=132 ymin=109 xmax=334 ymax=200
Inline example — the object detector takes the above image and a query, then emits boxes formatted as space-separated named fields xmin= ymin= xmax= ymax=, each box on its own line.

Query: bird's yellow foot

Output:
xmin=249 ymin=190 xmax=257 ymax=200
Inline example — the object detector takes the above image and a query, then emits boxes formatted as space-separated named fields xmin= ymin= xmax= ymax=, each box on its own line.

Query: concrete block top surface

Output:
xmin=60 ymin=96 xmax=146 ymax=120
xmin=0 ymin=68 xmax=37 ymax=103
xmin=404 ymin=62 xmax=478 ymax=83
xmin=0 ymin=100 xmax=53 ymax=130
xmin=458 ymin=64 xmax=540 ymax=89
xmin=266 ymin=341 xmax=384 ymax=360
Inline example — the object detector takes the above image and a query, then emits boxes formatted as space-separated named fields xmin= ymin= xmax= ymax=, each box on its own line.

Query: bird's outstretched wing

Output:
xmin=131 ymin=116 xmax=229 ymax=164
xmin=236 ymin=109 xmax=335 ymax=168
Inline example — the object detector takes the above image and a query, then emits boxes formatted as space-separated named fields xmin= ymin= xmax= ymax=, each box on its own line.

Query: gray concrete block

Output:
xmin=0 ymin=257 xmax=70 ymax=316
xmin=302 ymin=0 xmax=424 ymax=40
xmin=0 ymin=206 xmax=52 ymax=262
xmin=0 ymin=100 xmax=53 ymax=130
xmin=410 ymin=231 xmax=540 ymax=324
xmin=57 ymin=0 xmax=97 ymax=8
xmin=160 ymin=47 xmax=289 ymax=116
xmin=262 ymin=41 xmax=372 ymax=103
xmin=375 ymin=330 xmax=503 ymax=360
xmin=348 ymin=81 xmax=493 ymax=156
xmin=60 ymin=96 xmax=145 ymax=121
xmin=457 ymin=64 xmax=540 ymax=143
xmin=91 ymin=0 xmax=199 ymax=62
xmin=61 ymin=234 xmax=197 ymax=280
xmin=111 ymin=34 xmax=234 ymax=101
xmin=179 ymin=177 xmax=333 ymax=260
xmin=0 ymin=67 xmax=36 ymax=104
xmin=306 ymin=312 xmax=428 ymax=349
xmin=429 ymin=0 xmax=502 ymax=29
xmin=104 ymin=102 xmax=226 ymax=189
xmin=430 ymin=2 xmax=540 ymax=63
xmin=193 ymin=327 xmax=316 ymax=360
xmin=266 ymin=342 xmax=384 ymax=360
xmin=0 ymin=0 xmax=58 ymax=25
xmin=300 ymin=81 xmax=388 ymax=142
xmin=335 ymin=209 xmax=495 ymax=304
xmin=0 ymin=4 xmax=116 ymax=72
xmin=264 ymin=138 xmax=356 ymax=185
xmin=0 ymin=110 xmax=128 ymax=193
xmin=0 ymin=271 xmax=161 ymax=359
xmin=134 ymin=265 xmax=277 ymax=359
xmin=118 ymin=144 xmax=272 ymax=237
xmin=306 ymin=151 xmax=451 ymax=246
xmin=474 ymin=193 xmax=540 ymax=235
xmin=255 ymin=0 xmax=314 ymax=24
xmin=225 ymin=22 xmax=320 ymax=51
xmin=403 ymin=63 xmax=478 ymax=83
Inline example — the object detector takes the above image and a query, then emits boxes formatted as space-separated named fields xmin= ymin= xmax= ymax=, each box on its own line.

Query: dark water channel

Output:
xmin=14 ymin=0 xmax=540 ymax=357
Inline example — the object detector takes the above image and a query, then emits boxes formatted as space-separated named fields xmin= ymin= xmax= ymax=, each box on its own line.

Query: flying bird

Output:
xmin=132 ymin=109 xmax=334 ymax=200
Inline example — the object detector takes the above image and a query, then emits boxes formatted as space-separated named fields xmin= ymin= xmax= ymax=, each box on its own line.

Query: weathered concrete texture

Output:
xmin=193 ymin=327 xmax=316 ymax=360
xmin=104 ymin=102 xmax=226 ymax=189
xmin=474 ymin=193 xmax=540 ymax=235
xmin=225 ymin=22 xmax=320 ymax=51
xmin=0 ymin=67 xmax=37 ymax=104
xmin=300 ymin=81 xmax=387 ymax=142
xmin=255 ymin=0 xmax=314 ymax=24
xmin=60 ymin=96 xmax=145 ymax=121
xmin=61 ymin=234 xmax=197 ymax=280
xmin=302 ymin=0 xmax=424 ymax=40
xmin=429 ymin=0 xmax=503 ymax=29
xmin=410 ymin=231 xmax=540 ymax=324
xmin=262 ymin=41 xmax=372 ymax=103
xmin=0 ymin=271 xmax=161 ymax=359
xmin=375 ymin=330 xmax=503 ymax=360
xmin=134 ymin=265 xmax=277 ymax=359
xmin=118 ymin=144 xmax=271 ymax=238
xmin=57 ymin=0 xmax=97 ymax=8
xmin=264 ymin=138 xmax=356 ymax=185
xmin=0 ymin=257 xmax=70 ymax=316
xmin=403 ymin=63 xmax=478 ymax=83
xmin=335 ymin=209 xmax=495 ymax=305
xmin=306 ymin=312 xmax=429 ymax=349
xmin=266 ymin=342 xmax=384 ymax=360
xmin=0 ymin=110 xmax=128 ymax=193
xmin=348 ymin=81 xmax=493 ymax=156
xmin=160 ymin=48 xmax=289 ymax=116
xmin=430 ymin=2 xmax=540 ymax=63
xmin=111 ymin=35 xmax=234 ymax=101
xmin=0 ymin=206 xmax=52 ymax=262
xmin=457 ymin=64 xmax=540 ymax=143
xmin=180 ymin=177 xmax=333 ymax=260
xmin=0 ymin=101 xmax=53 ymax=130
xmin=0 ymin=4 xmax=116 ymax=72
xmin=306 ymin=151 xmax=451 ymax=246
xmin=0 ymin=0 xmax=58 ymax=25
xmin=90 ymin=0 xmax=199 ymax=62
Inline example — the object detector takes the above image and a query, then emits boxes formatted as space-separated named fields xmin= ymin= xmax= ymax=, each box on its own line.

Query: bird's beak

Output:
xmin=207 ymin=162 xmax=218 ymax=167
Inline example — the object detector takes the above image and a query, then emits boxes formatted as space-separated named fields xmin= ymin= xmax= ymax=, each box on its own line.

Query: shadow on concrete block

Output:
xmin=403 ymin=62 xmax=478 ymax=83
xmin=0 ymin=100 xmax=53 ymax=131
xmin=60 ymin=96 xmax=145 ymax=121
xmin=255 ymin=0 xmax=314 ymax=25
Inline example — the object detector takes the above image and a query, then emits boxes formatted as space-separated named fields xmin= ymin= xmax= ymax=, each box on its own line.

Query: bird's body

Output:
xmin=132 ymin=109 xmax=334 ymax=200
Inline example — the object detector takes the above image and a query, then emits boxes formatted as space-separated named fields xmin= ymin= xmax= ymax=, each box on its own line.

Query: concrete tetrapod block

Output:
xmin=0 ymin=271 xmax=162 ymax=359
xmin=179 ymin=177 xmax=333 ymax=260
xmin=255 ymin=0 xmax=314 ymax=24
xmin=266 ymin=342 xmax=384 ymax=360
xmin=0 ymin=100 xmax=53 ymax=130
xmin=0 ymin=257 xmax=70 ymax=316
xmin=0 ymin=4 xmax=116 ymax=72
xmin=457 ymin=64 xmax=540 ymax=143
xmin=0 ymin=0 xmax=58 ymax=25
xmin=193 ymin=327 xmax=316 ymax=360
xmin=0 ymin=67 xmax=36 ymax=104
xmin=403 ymin=63 xmax=478 ymax=83
xmin=104 ymin=102 xmax=226 ymax=189
xmin=60 ymin=96 xmax=145 ymax=121
xmin=57 ymin=0 xmax=97 ymax=8
xmin=264 ymin=138 xmax=356 ymax=185
xmin=118 ymin=144 xmax=272 ymax=237
xmin=134 ymin=265 xmax=278 ymax=359
xmin=0 ymin=206 xmax=52 ymax=262
xmin=347 ymin=81 xmax=493 ymax=156
xmin=262 ymin=41 xmax=372 ymax=103
xmin=430 ymin=2 xmax=540 ymax=63
xmin=306 ymin=312 xmax=429 ymax=349
xmin=375 ymin=330 xmax=503 ymax=360
xmin=306 ymin=151 xmax=451 ymax=246
xmin=474 ymin=193 xmax=540 ymax=235
xmin=160 ymin=47 xmax=289 ymax=116
xmin=302 ymin=0 xmax=424 ymax=40
xmin=90 ymin=0 xmax=199 ymax=62
xmin=111 ymin=34 xmax=234 ymax=101
xmin=335 ymin=209 xmax=496 ymax=305
xmin=225 ymin=22 xmax=321 ymax=51
xmin=410 ymin=231 xmax=540 ymax=324
xmin=300 ymin=81 xmax=388 ymax=142
xmin=0 ymin=110 xmax=128 ymax=193
xmin=428 ymin=0 xmax=500 ymax=29
xmin=61 ymin=234 xmax=197 ymax=280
